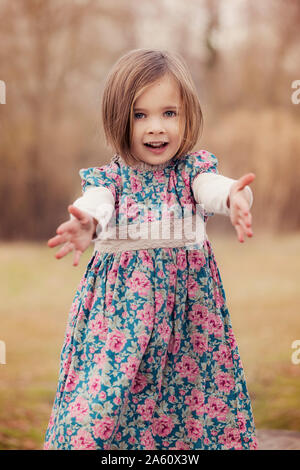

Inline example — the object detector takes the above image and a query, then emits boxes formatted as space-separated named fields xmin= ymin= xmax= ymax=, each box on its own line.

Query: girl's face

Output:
xmin=130 ymin=74 xmax=183 ymax=166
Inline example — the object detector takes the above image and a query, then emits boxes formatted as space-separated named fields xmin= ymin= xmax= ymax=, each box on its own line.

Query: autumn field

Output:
xmin=0 ymin=233 xmax=299 ymax=449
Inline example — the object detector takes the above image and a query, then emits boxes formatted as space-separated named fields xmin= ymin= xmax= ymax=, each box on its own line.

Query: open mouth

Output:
xmin=144 ymin=142 xmax=168 ymax=149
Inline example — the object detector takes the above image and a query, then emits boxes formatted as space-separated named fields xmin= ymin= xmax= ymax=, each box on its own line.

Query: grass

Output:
xmin=0 ymin=233 xmax=300 ymax=449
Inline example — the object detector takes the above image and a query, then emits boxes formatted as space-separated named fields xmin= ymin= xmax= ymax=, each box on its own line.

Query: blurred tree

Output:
xmin=0 ymin=0 xmax=136 ymax=239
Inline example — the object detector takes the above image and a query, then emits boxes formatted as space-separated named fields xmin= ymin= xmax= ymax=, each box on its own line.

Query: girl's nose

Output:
xmin=147 ymin=117 xmax=165 ymax=134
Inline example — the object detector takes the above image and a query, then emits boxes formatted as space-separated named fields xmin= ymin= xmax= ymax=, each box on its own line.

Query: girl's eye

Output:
xmin=134 ymin=112 xmax=145 ymax=119
xmin=165 ymin=110 xmax=176 ymax=117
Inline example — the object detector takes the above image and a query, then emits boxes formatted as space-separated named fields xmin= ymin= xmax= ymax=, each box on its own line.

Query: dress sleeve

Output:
xmin=70 ymin=163 xmax=120 ymax=239
xmin=79 ymin=163 xmax=120 ymax=200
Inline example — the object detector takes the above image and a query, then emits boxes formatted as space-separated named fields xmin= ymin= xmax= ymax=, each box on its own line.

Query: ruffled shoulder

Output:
xmin=182 ymin=150 xmax=219 ymax=185
xmin=79 ymin=157 xmax=121 ymax=200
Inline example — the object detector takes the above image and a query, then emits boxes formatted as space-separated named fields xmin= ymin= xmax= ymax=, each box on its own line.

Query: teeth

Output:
xmin=146 ymin=142 xmax=167 ymax=147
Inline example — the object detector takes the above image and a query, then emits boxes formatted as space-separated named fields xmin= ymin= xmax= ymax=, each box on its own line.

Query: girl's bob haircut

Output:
xmin=102 ymin=48 xmax=203 ymax=165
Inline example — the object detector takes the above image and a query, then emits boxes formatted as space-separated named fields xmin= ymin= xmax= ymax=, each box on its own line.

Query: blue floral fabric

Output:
xmin=44 ymin=150 xmax=258 ymax=450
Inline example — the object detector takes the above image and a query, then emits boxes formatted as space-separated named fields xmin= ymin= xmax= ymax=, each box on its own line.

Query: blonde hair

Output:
xmin=102 ymin=49 xmax=203 ymax=165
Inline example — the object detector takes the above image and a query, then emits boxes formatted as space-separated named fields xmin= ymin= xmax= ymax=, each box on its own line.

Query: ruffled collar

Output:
xmin=112 ymin=154 xmax=176 ymax=171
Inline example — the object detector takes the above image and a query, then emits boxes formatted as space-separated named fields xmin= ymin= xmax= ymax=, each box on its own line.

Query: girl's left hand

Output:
xmin=227 ymin=173 xmax=256 ymax=243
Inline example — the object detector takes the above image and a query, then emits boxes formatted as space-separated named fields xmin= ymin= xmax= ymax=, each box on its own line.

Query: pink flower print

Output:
xmin=158 ymin=319 xmax=171 ymax=342
xmin=90 ymin=313 xmax=108 ymax=340
xmin=185 ymin=389 xmax=205 ymax=415
xmin=137 ymin=398 xmax=156 ymax=421
xmin=94 ymin=416 xmax=116 ymax=440
xmin=227 ymin=328 xmax=238 ymax=350
xmin=120 ymin=251 xmax=133 ymax=269
xmin=125 ymin=271 xmax=151 ymax=296
xmin=187 ymin=276 xmax=199 ymax=298
xmin=137 ymin=333 xmax=150 ymax=354
xmin=124 ymin=196 xmax=140 ymax=220
xmin=188 ymin=251 xmax=206 ymax=269
xmin=166 ymin=263 xmax=177 ymax=277
xmin=137 ymin=303 xmax=155 ymax=329
xmin=139 ymin=250 xmax=154 ymax=268
xmin=131 ymin=372 xmax=147 ymax=393
xmin=69 ymin=396 xmax=89 ymax=422
xmin=65 ymin=369 xmax=80 ymax=392
xmin=94 ymin=350 xmax=107 ymax=369
xmin=210 ymin=259 xmax=219 ymax=283
xmin=161 ymin=189 xmax=176 ymax=207
xmin=152 ymin=415 xmax=174 ymax=437
xmin=206 ymin=396 xmax=229 ymax=422
xmin=105 ymin=290 xmax=113 ymax=308
xmin=140 ymin=429 xmax=155 ymax=450
xmin=107 ymin=263 xmax=118 ymax=284
xmin=175 ymin=355 xmax=199 ymax=382
xmin=180 ymin=187 xmax=194 ymax=206
xmin=120 ymin=356 xmax=140 ymax=380
xmin=237 ymin=411 xmax=247 ymax=433
xmin=218 ymin=426 xmax=242 ymax=450
xmin=191 ymin=332 xmax=208 ymax=355
xmin=213 ymin=344 xmax=233 ymax=368
xmin=155 ymin=291 xmax=164 ymax=313
xmin=88 ymin=375 xmax=101 ymax=397
xmin=186 ymin=418 xmax=203 ymax=441
xmin=70 ymin=428 xmax=96 ymax=450
xmin=188 ymin=304 xmax=209 ymax=326
xmin=130 ymin=175 xmax=142 ymax=193
xmin=84 ymin=289 xmax=96 ymax=310
xmin=167 ymin=332 xmax=181 ymax=355
xmin=215 ymin=372 xmax=235 ymax=394
xmin=172 ymin=441 xmax=190 ymax=450
xmin=166 ymin=293 xmax=175 ymax=313
xmin=153 ymin=170 xmax=165 ymax=183
xmin=249 ymin=436 xmax=259 ymax=450
xmin=213 ymin=287 xmax=224 ymax=308
xmin=176 ymin=250 xmax=187 ymax=270
xmin=107 ymin=329 xmax=126 ymax=353
xmin=207 ymin=313 xmax=224 ymax=338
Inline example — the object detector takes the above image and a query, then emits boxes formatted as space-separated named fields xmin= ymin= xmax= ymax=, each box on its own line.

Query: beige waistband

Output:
xmin=93 ymin=214 xmax=207 ymax=254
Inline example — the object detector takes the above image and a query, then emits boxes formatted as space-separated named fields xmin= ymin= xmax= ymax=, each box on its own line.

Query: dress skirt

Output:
xmin=44 ymin=240 xmax=258 ymax=450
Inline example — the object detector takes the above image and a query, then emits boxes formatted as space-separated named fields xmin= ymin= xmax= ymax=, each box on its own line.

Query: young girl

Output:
xmin=44 ymin=49 xmax=258 ymax=450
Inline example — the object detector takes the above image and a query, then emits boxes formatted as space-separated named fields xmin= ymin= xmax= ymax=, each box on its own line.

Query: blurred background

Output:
xmin=0 ymin=0 xmax=299 ymax=449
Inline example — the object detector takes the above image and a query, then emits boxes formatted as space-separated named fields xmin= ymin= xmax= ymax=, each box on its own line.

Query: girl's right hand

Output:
xmin=47 ymin=205 xmax=97 ymax=266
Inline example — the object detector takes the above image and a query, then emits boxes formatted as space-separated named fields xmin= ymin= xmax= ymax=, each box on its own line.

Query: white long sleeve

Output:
xmin=192 ymin=173 xmax=253 ymax=216
xmin=70 ymin=186 xmax=115 ymax=237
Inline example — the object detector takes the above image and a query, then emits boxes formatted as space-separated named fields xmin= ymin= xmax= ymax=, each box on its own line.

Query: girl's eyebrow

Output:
xmin=133 ymin=105 xmax=179 ymax=111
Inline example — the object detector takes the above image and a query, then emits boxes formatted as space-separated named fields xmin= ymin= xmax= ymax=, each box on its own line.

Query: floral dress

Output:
xmin=44 ymin=150 xmax=258 ymax=450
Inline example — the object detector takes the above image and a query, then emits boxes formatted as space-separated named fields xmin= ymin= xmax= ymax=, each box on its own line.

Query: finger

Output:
xmin=68 ymin=205 xmax=89 ymax=224
xmin=236 ymin=216 xmax=253 ymax=237
xmin=48 ymin=232 xmax=70 ymax=248
xmin=73 ymin=250 xmax=82 ymax=267
xmin=55 ymin=242 xmax=74 ymax=259
xmin=235 ymin=223 xmax=244 ymax=243
xmin=236 ymin=173 xmax=256 ymax=192
xmin=240 ymin=210 xmax=253 ymax=230
xmin=56 ymin=219 xmax=77 ymax=235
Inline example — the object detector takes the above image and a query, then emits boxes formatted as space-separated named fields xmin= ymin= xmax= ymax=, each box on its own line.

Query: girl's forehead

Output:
xmin=134 ymin=75 xmax=181 ymax=107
